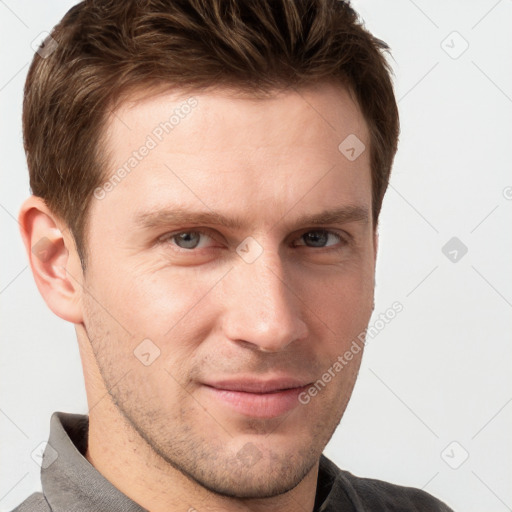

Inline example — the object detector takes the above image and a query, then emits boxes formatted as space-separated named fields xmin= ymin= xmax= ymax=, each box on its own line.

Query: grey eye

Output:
xmin=302 ymin=231 xmax=329 ymax=247
xmin=173 ymin=231 xmax=202 ymax=249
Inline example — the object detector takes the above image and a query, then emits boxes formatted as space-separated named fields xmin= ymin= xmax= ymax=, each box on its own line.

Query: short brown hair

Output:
xmin=23 ymin=0 xmax=399 ymax=269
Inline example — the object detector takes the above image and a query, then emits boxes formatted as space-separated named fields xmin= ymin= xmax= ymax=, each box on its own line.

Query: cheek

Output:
xmin=90 ymin=260 xmax=226 ymax=341
xmin=294 ymin=260 xmax=374 ymax=337
xmin=81 ymin=277 xmax=196 ymax=405
xmin=81 ymin=267 xmax=217 ymax=390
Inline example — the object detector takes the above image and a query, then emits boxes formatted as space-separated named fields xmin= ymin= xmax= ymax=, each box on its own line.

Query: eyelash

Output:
xmin=158 ymin=228 xmax=349 ymax=253
xmin=158 ymin=229 xmax=220 ymax=252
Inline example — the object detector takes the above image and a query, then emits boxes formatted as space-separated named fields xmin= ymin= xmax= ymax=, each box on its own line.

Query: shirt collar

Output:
xmin=41 ymin=411 xmax=146 ymax=512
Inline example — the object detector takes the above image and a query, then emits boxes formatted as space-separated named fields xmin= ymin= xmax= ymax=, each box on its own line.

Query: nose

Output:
xmin=220 ymin=252 xmax=309 ymax=352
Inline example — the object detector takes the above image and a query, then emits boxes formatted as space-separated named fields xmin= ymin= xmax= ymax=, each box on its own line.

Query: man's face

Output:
xmin=79 ymin=83 xmax=375 ymax=498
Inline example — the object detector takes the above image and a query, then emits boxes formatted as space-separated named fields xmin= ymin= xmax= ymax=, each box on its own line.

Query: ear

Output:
xmin=18 ymin=196 xmax=84 ymax=324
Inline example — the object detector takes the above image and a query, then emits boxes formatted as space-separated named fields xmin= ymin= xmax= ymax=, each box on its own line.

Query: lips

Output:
xmin=204 ymin=378 xmax=309 ymax=393
xmin=200 ymin=377 xmax=311 ymax=419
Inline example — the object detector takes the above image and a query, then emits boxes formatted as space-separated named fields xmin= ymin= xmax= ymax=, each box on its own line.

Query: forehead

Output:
xmin=93 ymin=83 xmax=372 ymax=232
xmin=108 ymin=82 xmax=368 ymax=153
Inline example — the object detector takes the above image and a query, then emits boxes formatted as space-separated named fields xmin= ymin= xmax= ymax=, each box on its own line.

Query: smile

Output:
xmin=201 ymin=378 xmax=311 ymax=419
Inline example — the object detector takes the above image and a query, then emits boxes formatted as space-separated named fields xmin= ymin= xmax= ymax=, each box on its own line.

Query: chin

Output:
xmin=185 ymin=450 xmax=318 ymax=499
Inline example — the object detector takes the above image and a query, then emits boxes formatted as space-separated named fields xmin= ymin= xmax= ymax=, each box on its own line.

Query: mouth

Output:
xmin=200 ymin=377 xmax=312 ymax=419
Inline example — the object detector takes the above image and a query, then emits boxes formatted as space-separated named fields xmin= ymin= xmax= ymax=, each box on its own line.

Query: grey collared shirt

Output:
xmin=11 ymin=412 xmax=454 ymax=512
xmin=12 ymin=412 xmax=146 ymax=512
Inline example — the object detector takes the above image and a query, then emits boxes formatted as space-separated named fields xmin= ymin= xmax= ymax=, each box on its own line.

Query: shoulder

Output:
xmin=320 ymin=455 xmax=454 ymax=511
xmin=9 ymin=493 xmax=51 ymax=512
xmin=340 ymin=471 xmax=454 ymax=511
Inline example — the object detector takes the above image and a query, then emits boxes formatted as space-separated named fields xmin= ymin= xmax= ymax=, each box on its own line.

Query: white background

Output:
xmin=1 ymin=1 xmax=511 ymax=511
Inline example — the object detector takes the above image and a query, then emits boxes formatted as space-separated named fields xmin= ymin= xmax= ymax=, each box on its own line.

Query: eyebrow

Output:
xmin=134 ymin=205 xmax=369 ymax=231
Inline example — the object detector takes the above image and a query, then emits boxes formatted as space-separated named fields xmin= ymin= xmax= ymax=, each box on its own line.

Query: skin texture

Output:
xmin=20 ymin=82 xmax=377 ymax=512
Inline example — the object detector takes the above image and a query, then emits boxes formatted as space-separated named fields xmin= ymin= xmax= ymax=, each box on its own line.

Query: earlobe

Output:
xmin=18 ymin=196 xmax=84 ymax=324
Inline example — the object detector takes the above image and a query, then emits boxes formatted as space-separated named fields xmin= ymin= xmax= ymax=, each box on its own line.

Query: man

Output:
xmin=13 ymin=0 xmax=453 ymax=510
